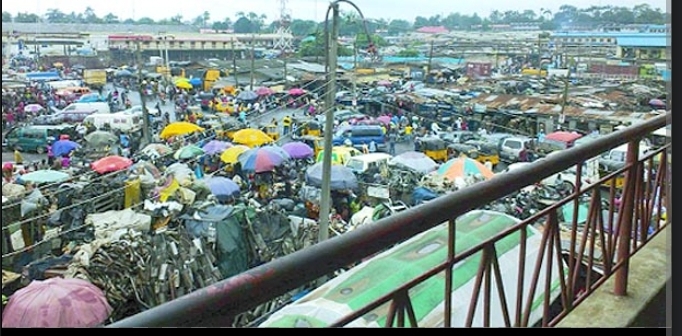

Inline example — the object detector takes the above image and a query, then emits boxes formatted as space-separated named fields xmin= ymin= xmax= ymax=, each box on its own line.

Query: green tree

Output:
xmin=212 ymin=18 xmax=232 ymax=30
xmin=169 ymin=15 xmax=184 ymax=25
xmin=289 ymin=19 xmax=318 ymax=36
xmin=298 ymin=32 xmax=351 ymax=57
xmin=102 ymin=13 xmax=120 ymax=24
xmin=233 ymin=16 xmax=254 ymax=33
xmin=83 ymin=6 xmax=101 ymax=23
xmin=355 ymin=33 xmax=386 ymax=47
xmin=14 ymin=12 xmax=40 ymax=23
xmin=387 ymin=19 xmax=411 ymax=35
xmin=397 ymin=49 xmax=420 ymax=57
xmin=2 ymin=11 xmax=11 ymax=22
xmin=136 ymin=17 xmax=155 ymax=25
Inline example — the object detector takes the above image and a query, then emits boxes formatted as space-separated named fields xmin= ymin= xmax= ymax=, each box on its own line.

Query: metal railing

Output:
xmin=108 ymin=112 xmax=671 ymax=327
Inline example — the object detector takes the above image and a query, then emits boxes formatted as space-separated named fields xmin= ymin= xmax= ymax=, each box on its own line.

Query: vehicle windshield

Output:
xmin=346 ymin=159 xmax=364 ymax=171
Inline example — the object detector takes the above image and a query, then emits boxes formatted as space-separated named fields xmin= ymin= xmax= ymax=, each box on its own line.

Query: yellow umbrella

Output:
xmin=231 ymin=128 xmax=274 ymax=148
xmin=176 ymin=81 xmax=192 ymax=90
xmin=220 ymin=145 xmax=250 ymax=164
xmin=159 ymin=122 xmax=204 ymax=139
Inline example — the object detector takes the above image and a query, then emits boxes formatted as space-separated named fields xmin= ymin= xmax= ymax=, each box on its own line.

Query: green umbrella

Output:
xmin=19 ymin=170 xmax=70 ymax=184
xmin=174 ymin=145 xmax=205 ymax=160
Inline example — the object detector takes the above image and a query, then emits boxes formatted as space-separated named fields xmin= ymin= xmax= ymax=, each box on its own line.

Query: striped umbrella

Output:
xmin=436 ymin=156 xmax=495 ymax=181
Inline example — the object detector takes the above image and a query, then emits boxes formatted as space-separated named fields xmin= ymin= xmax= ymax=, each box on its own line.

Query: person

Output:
xmin=387 ymin=131 xmax=397 ymax=156
xmin=282 ymin=115 xmax=292 ymax=135
xmin=404 ymin=124 xmax=413 ymax=142
xmin=13 ymin=149 xmax=23 ymax=165
xmin=361 ymin=142 xmax=369 ymax=154
xmin=368 ymin=140 xmax=377 ymax=153
xmin=431 ymin=121 xmax=441 ymax=135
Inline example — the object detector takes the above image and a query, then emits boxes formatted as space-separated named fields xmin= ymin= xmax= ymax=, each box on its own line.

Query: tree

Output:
xmin=298 ymin=31 xmax=351 ymax=57
xmin=102 ymin=13 xmax=120 ymax=24
xmin=2 ymin=11 xmax=11 ymax=22
xmin=202 ymin=11 xmax=211 ymax=28
xmin=387 ymin=19 xmax=411 ymax=35
xmin=83 ymin=6 xmax=101 ymax=23
xmin=136 ymin=17 xmax=155 ymax=25
xmin=212 ymin=18 xmax=233 ymax=31
xmin=14 ymin=12 xmax=40 ymax=23
xmin=169 ymin=15 xmax=184 ymax=25
xmin=45 ymin=8 xmax=67 ymax=23
xmin=289 ymin=19 xmax=318 ymax=36
xmin=355 ymin=33 xmax=386 ymax=47
xmin=397 ymin=49 xmax=420 ymax=57
xmin=233 ymin=17 xmax=254 ymax=33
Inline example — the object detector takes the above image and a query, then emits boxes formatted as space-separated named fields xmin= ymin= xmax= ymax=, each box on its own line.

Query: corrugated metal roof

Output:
xmin=616 ymin=36 xmax=667 ymax=47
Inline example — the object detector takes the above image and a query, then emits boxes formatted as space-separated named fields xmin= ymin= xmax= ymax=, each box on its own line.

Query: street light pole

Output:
xmin=231 ymin=38 xmax=239 ymax=87
xmin=318 ymin=2 xmax=340 ymax=243
xmin=135 ymin=38 xmax=152 ymax=145
xmin=250 ymin=34 xmax=256 ymax=89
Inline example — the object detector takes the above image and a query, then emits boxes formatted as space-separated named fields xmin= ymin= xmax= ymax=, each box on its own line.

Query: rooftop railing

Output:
xmin=108 ymin=112 xmax=670 ymax=327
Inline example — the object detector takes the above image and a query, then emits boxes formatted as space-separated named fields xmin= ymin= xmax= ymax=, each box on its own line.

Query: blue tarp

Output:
xmin=25 ymin=72 xmax=60 ymax=81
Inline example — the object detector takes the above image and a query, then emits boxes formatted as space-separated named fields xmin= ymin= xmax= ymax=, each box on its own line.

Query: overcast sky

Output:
xmin=3 ymin=0 xmax=668 ymax=22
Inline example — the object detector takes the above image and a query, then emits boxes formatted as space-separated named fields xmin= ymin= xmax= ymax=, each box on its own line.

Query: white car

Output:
xmin=117 ymin=105 xmax=159 ymax=118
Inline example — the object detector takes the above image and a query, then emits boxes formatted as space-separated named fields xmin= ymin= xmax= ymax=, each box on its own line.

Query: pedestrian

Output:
xmin=388 ymin=131 xmax=397 ymax=156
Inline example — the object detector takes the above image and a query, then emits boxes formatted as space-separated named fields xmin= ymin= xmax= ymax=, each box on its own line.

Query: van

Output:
xmin=3 ymin=125 xmax=74 ymax=154
xmin=333 ymin=125 xmax=386 ymax=150
xmin=63 ymin=86 xmax=92 ymax=97
xmin=62 ymin=102 xmax=111 ymax=114
xmin=499 ymin=136 xmax=535 ymax=163
xmin=83 ymin=113 xmax=142 ymax=132
xmin=345 ymin=153 xmax=392 ymax=174
xmin=36 ymin=108 xmax=98 ymax=125
xmin=599 ymin=142 xmax=652 ymax=172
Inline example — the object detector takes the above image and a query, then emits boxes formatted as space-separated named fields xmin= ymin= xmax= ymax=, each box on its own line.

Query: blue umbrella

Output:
xmin=206 ymin=177 xmax=240 ymax=197
xmin=189 ymin=78 xmax=202 ymax=86
xmin=77 ymin=93 xmax=105 ymax=103
xmin=202 ymin=140 xmax=232 ymax=155
xmin=114 ymin=69 xmax=133 ymax=77
xmin=51 ymin=140 xmax=80 ymax=157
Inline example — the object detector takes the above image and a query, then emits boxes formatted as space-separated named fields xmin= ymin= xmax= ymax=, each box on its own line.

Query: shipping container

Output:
xmin=466 ymin=62 xmax=492 ymax=78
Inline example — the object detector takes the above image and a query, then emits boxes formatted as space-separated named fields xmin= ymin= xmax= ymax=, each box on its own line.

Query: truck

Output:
xmin=83 ymin=69 xmax=107 ymax=89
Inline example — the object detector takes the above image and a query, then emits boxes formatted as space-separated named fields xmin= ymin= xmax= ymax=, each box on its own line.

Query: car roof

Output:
xmin=348 ymin=153 xmax=392 ymax=162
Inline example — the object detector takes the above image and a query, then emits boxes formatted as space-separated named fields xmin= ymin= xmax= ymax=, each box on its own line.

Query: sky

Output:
xmin=2 ymin=0 xmax=668 ymax=22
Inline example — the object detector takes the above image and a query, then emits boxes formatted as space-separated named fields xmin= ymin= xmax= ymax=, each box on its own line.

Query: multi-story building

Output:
xmin=550 ymin=26 xmax=668 ymax=62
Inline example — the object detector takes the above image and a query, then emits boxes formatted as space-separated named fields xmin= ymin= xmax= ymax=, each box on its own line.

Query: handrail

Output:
xmin=108 ymin=112 xmax=670 ymax=327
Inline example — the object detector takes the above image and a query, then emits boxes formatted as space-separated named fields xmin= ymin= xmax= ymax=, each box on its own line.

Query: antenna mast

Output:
xmin=273 ymin=0 xmax=293 ymax=54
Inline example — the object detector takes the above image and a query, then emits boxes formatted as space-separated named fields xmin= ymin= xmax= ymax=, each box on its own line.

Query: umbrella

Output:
xmin=288 ymin=88 xmax=306 ymax=96
xmin=129 ymin=161 xmax=161 ymax=178
xmin=160 ymin=122 xmax=204 ymax=139
xmin=84 ymin=131 xmax=118 ymax=147
xmin=648 ymin=98 xmax=666 ymax=107
xmin=205 ymin=176 xmax=241 ymax=198
xmin=237 ymin=90 xmax=258 ymax=101
xmin=202 ymin=140 xmax=232 ymax=155
xmin=377 ymin=79 xmax=392 ymax=86
xmin=260 ymin=145 xmax=291 ymax=160
xmin=282 ymin=141 xmax=314 ymax=159
xmin=189 ymin=78 xmax=202 ymax=86
xmin=77 ymin=93 xmax=105 ymax=103
xmin=389 ymin=151 xmax=438 ymax=174
xmin=91 ymin=156 xmax=133 ymax=174
xmin=305 ymin=162 xmax=358 ymax=190
xmin=220 ymin=145 xmax=250 ymax=164
xmin=174 ymin=145 xmax=205 ymax=160
xmin=175 ymin=80 xmax=193 ymax=90
xmin=231 ymin=128 xmax=274 ymax=147
xmin=238 ymin=147 xmax=287 ymax=173
xmin=376 ymin=115 xmax=391 ymax=126
xmin=1 ymin=277 xmax=112 ymax=328
xmin=140 ymin=143 xmax=173 ymax=157
xmin=51 ymin=139 xmax=80 ymax=157
xmin=115 ymin=69 xmax=133 ymax=77
xmin=23 ymin=104 xmax=44 ymax=113
xmin=255 ymin=87 xmax=274 ymax=96
xmin=18 ymin=170 xmax=70 ymax=184
xmin=436 ymin=156 xmax=495 ymax=181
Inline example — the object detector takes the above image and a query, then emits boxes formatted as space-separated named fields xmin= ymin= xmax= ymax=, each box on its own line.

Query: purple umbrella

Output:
xmin=51 ymin=139 xmax=80 ymax=157
xmin=376 ymin=115 xmax=391 ymax=126
xmin=206 ymin=176 xmax=240 ymax=197
xmin=282 ymin=141 xmax=314 ymax=159
xmin=202 ymin=140 xmax=232 ymax=155
xmin=2 ymin=277 xmax=112 ymax=328
xmin=648 ymin=99 xmax=666 ymax=107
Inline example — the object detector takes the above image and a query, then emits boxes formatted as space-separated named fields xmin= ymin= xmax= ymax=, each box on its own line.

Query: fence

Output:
xmin=107 ymin=112 xmax=670 ymax=327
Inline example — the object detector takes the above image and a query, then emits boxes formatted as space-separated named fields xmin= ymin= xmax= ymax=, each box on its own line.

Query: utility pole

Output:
xmin=282 ymin=55 xmax=288 ymax=87
xmin=135 ymin=38 xmax=152 ymax=145
xmin=250 ymin=34 xmax=256 ymax=89
xmin=319 ymin=3 xmax=340 ymax=243
xmin=352 ymin=42 xmax=358 ymax=107
xmin=558 ymin=70 xmax=570 ymax=127
xmin=427 ymin=39 xmax=435 ymax=82
xmin=231 ymin=38 xmax=239 ymax=87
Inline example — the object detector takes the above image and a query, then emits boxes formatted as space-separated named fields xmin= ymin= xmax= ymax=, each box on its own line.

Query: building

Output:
xmin=550 ymin=30 xmax=668 ymax=61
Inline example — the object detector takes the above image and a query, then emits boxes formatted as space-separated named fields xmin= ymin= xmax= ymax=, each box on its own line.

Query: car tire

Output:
xmin=35 ymin=146 xmax=45 ymax=154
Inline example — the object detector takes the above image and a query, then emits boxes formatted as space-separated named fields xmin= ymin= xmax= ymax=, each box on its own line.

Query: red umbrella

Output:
xmin=288 ymin=88 xmax=306 ymax=96
xmin=2 ymin=277 xmax=112 ymax=328
xmin=255 ymin=86 xmax=274 ymax=96
xmin=91 ymin=155 xmax=133 ymax=174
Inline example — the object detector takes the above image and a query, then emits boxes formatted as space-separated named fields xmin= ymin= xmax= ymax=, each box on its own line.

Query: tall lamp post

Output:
xmin=319 ymin=0 xmax=377 ymax=243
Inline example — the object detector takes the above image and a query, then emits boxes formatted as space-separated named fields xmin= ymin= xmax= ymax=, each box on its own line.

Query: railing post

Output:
xmin=613 ymin=140 xmax=640 ymax=296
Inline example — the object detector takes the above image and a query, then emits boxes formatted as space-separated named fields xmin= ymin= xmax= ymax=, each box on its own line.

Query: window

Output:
xmin=505 ymin=140 xmax=522 ymax=150
xmin=609 ymin=150 xmax=626 ymax=162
